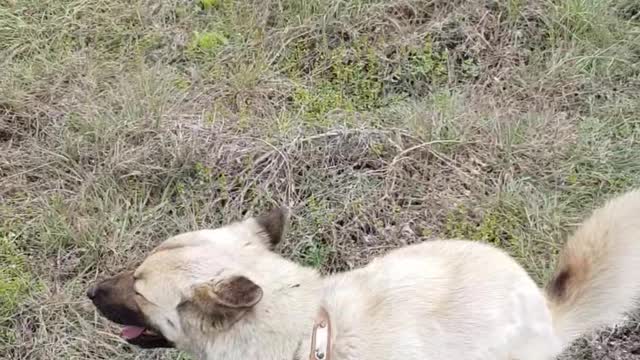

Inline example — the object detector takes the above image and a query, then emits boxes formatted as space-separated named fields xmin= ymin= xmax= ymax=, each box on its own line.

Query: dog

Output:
xmin=87 ymin=189 xmax=640 ymax=360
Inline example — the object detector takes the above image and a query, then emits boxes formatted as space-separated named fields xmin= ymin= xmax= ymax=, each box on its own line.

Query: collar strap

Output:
xmin=309 ymin=307 xmax=332 ymax=360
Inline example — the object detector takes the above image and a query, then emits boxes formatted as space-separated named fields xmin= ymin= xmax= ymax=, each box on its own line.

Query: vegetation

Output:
xmin=1 ymin=0 xmax=638 ymax=358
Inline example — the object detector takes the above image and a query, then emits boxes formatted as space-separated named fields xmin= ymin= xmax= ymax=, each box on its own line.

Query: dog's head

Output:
xmin=87 ymin=208 xmax=289 ymax=349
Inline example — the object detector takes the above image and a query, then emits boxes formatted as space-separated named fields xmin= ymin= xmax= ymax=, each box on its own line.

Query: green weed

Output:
xmin=188 ymin=31 xmax=228 ymax=56
xmin=444 ymin=205 xmax=521 ymax=248
xmin=299 ymin=241 xmax=331 ymax=268
xmin=408 ymin=37 xmax=448 ymax=82
xmin=0 ymin=231 xmax=39 ymax=321
xmin=199 ymin=0 xmax=222 ymax=10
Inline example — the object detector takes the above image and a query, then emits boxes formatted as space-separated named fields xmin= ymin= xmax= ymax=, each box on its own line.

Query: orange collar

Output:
xmin=309 ymin=307 xmax=332 ymax=360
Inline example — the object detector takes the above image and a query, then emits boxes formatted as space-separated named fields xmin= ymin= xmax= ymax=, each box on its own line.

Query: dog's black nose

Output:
xmin=86 ymin=285 xmax=99 ymax=300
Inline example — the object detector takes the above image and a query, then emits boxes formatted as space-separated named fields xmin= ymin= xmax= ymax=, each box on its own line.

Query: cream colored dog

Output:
xmin=88 ymin=189 xmax=640 ymax=360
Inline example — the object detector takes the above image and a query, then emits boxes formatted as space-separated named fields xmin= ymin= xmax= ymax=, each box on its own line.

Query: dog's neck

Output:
xmin=197 ymin=263 xmax=324 ymax=360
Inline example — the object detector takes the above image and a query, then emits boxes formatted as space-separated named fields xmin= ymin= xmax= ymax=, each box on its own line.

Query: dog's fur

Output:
xmin=88 ymin=189 xmax=640 ymax=360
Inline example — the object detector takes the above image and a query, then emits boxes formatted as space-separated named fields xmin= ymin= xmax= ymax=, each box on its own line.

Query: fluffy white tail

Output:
xmin=545 ymin=189 xmax=640 ymax=348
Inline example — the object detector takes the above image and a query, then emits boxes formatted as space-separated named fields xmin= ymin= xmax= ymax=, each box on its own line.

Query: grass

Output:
xmin=0 ymin=0 xmax=639 ymax=359
xmin=0 ymin=232 xmax=39 ymax=319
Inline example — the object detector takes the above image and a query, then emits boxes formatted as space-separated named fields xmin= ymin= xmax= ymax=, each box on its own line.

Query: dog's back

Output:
xmin=319 ymin=190 xmax=640 ymax=360
xmin=320 ymin=240 xmax=560 ymax=359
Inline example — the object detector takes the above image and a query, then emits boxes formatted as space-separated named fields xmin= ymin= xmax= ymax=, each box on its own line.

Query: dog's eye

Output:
xmin=133 ymin=287 xmax=145 ymax=298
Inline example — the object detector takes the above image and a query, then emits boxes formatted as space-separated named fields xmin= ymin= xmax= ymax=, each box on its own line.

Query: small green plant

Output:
xmin=300 ymin=241 xmax=330 ymax=268
xmin=199 ymin=0 xmax=221 ymax=10
xmin=193 ymin=162 xmax=212 ymax=183
xmin=290 ymin=39 xmax=388 ymax=122
xmin=328 ymin=42 xmax=384 ymax=110
xmin=369 ymin=142 xmax=385 ymax=156
xmin=188 ymin=31 xmax=228 ymax=56
xmin=444 ymin=205 xmax=475 ymax=239
xmin=460 ymin=57 xmax=480 ymax=78
xmin=444 ymin=205 xmax=520 ymax=247
xmin=409 ymin=37 xmax=448 ymax=81
xmin=292 ymin=84 xmax=352 ymax=125
xmin=174 ymin=162 xmax=215 ymax=196
xmin=173 ymin=77 xmax=191 ymax=90
xmin=137 ymin=33 xmax=164 ymax=53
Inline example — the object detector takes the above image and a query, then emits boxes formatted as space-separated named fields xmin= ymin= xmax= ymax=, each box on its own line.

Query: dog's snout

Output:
xmin=86 ymin=271 xmax=150 ymax=329
xmin=86 ymin=285 xmax=99 ymax=300
xmin=87 ymin=280 xmax=111 ymax=301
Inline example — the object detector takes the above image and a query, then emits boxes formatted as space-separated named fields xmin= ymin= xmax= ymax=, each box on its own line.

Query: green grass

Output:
xmin=1 ymin=0 xmax=639 ymax=358
xmin=188 ymin=31 xmax=228 ymax=57
xmin=0 ymin=232 xmax=38 ymax=319
xmin=546 ymin=0 xmax=623 ymax=46
xmin=0 ymin=228 xmax=40 ymax=347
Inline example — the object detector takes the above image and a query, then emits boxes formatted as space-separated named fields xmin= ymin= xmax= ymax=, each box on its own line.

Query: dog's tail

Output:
xmin=545 ymin=189 xmax=640 ymax=348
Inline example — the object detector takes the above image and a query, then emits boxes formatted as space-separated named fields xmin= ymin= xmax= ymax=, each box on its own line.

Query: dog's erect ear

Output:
xmin=192 ymin=275 xmax=263 ymax=310
xmin=253 ymin=207 xmax=289 ymax=248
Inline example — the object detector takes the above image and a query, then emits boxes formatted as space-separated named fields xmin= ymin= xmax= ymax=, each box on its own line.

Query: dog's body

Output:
xmin=88 ymin=190 xmax=640 ymax=360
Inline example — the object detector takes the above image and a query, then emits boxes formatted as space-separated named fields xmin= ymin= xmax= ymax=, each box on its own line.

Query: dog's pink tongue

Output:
xmin=121 ymin=326 xmax=146 ymax=340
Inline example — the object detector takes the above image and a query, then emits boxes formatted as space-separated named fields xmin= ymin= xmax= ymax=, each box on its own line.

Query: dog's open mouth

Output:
xmin=119 ymin=325 xmax=173 ymax=348
xmin=121 ymin=325 xmax=158 ymax=340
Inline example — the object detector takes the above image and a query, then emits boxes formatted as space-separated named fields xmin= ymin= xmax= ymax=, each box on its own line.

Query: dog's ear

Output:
xmin=253 ymin=207 xmax=289 ymax=249
xmin=183 ymin=275 xmax=263 ymax=329
xmin=192 ymin=275 xmax=263 ymax=309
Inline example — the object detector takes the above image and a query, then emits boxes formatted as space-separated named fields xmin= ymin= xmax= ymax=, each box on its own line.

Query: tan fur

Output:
xmin=90 ymin=190 xmax=640 ymax=360
xmin=546 ymin=189 xmax=640 ymax=346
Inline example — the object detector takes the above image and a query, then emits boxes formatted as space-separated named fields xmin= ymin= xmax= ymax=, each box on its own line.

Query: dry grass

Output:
xmin=1 ymin=0 xmax=639 ymax=359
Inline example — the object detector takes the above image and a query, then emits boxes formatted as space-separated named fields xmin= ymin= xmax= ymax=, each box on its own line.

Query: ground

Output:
xmin=0 ymin=0 xmax=639 ymax=359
